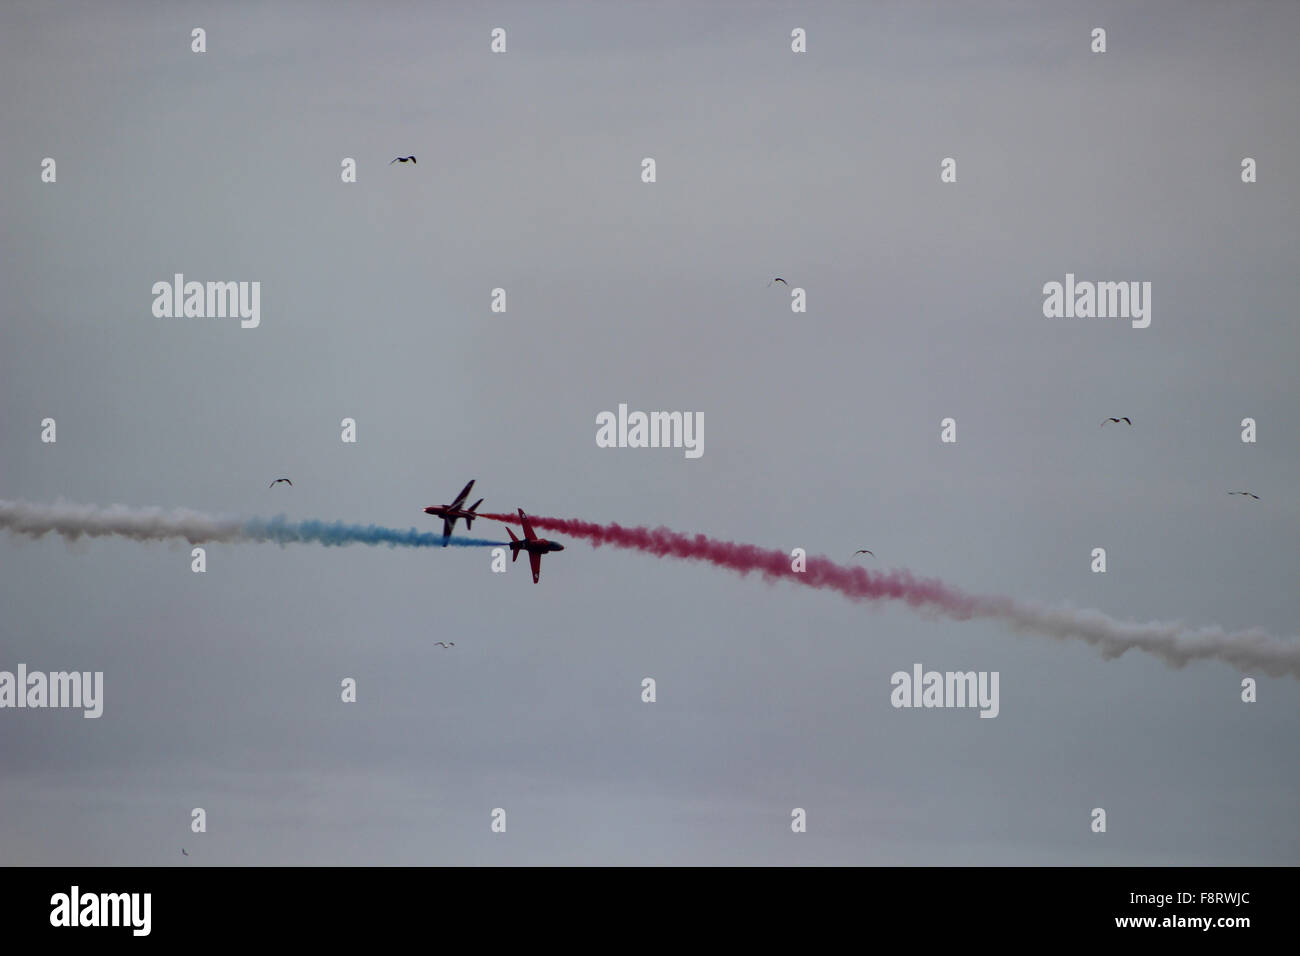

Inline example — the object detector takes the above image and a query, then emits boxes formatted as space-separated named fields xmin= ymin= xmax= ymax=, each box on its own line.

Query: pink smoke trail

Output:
xmin=483 ymin=512 xmax=1300 ymax=679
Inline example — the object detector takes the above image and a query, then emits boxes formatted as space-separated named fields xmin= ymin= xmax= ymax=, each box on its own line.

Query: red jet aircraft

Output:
xmin=505 ymin=509 xmax=565 ymax=583
xmin=423 ymin=479 xmax=484 ymax=545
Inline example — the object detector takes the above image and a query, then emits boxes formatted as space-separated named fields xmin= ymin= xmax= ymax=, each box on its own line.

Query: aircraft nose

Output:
xmin=422 ymin=507 xmax=435 ymax=514
xmin=554 ymin=543 xmax=565 ymax=551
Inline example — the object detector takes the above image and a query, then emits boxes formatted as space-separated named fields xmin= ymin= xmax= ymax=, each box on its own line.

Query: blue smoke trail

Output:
xmin=243 ymin=516 xmax=506 ymax=549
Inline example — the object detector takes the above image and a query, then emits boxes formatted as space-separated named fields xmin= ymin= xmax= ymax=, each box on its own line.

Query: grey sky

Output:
xmin=1 ymin=0 xmax=1296 ymax=864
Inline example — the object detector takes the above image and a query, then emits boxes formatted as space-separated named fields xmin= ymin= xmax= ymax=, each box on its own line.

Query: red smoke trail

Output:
xmin=481 ymin=512 xmax=992 ymax=618
xmin=481 ymin=511 xmax=1300 ymax=678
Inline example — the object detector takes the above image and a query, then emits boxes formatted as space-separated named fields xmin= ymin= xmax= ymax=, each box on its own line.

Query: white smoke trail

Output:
xmin=974 ymin=596 xmax=1300 ymax=679
xmin=0 ymin=499 xmax=243 ymax=544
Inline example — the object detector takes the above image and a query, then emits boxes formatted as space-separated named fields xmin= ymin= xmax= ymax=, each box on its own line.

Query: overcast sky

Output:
xmin=1 ymin=0 xmax=1297 ymax=865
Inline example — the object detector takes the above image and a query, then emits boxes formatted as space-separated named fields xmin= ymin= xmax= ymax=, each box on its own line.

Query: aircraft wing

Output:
xmin=442 ymin=517 xmax=454 ymax=543
xmin=518 ymin=509 xmax=538 ymax=541
xmin=529 ymin=550 xmax=542 ymax=583
xmin=450 ymin=480 xmax=475 ymax=509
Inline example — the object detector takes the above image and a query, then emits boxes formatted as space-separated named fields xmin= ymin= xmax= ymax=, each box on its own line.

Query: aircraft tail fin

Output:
xmin=465 ymin=499 xmax=484 ymax=529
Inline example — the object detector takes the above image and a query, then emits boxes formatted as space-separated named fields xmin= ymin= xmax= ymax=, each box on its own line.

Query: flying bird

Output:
xmin=1101 ymin=417 xmax=1132 ymax=426
xmin=434 ymin=642 xmax=455 ymax=648
xmin=852 ymin=550 xmax=875 ymax=558
xmin=767 ymin=277 xmax=788 ymax=287
xmin=269 ymin=478 xmax=292 ymax=488
xmin=181 ymin=849 xmax=189 ymax=856
xmin=390 ymin=155 xmax=417 ymax=164
xmin=1228 ymin=492 xmax=1260 ymax=499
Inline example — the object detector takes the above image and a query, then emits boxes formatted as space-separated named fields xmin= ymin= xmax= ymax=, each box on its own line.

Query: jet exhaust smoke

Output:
xmin=482 ymin=512 xmax=1300 ymax=679
xmin=0 ymin=500 xmax=505 ymax=549
xmin=4 ymin=499 xmax=1293 ymax=678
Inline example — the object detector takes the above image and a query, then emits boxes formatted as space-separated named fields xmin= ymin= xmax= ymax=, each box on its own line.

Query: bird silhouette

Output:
xmin=852 ymin=549 xmax=874 ymax=558
xmin=1228 ymin=492 xmax=1260 ymax=500
xmin=434 ymin=642 xmax=455 ymax=648
xmin=269 ymin=478 xmax=292 ymax=488
xmin=181 ymin=849 xmax=189 ymax=856
xmin=1101 ymin=417 xmax=1132 ymax=426
xmin=390 ymin=156 xmax=417 ymax=164
xmin=767 ymin=277 xmax=788 ymax=287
